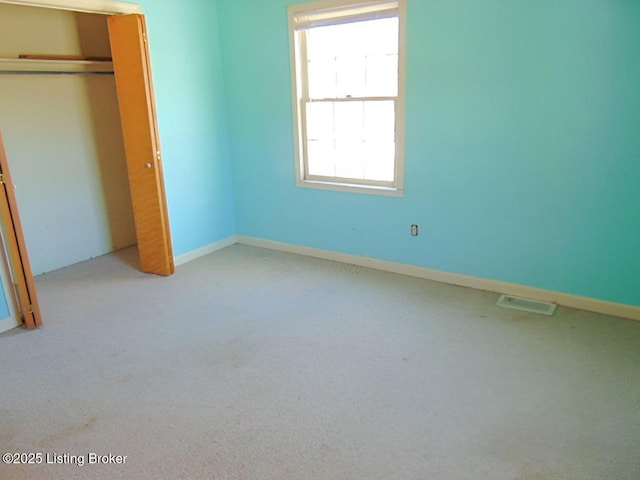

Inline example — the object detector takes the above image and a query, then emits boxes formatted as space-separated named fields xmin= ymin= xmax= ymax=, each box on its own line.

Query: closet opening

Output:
xmin=0 ymin=0 xmax=174 ymax=330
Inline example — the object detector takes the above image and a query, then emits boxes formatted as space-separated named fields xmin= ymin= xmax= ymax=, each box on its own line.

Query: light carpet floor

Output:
xmin=0 ymin=244 xmax=639 ymax=480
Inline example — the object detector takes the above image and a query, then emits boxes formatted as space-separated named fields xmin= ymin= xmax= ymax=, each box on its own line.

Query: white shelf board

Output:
xmin=0 ymin=57 xmax=114 ymax=73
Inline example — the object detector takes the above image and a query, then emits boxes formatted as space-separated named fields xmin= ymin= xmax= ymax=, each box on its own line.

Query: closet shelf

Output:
xmin=0 ymin=57 xmax=114 ymax=75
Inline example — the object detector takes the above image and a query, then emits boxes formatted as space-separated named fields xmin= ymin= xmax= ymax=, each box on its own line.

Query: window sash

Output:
xmin=305 ymin=96 xmax=398 ymax=103
xmin=300 ymin=97 xmax=399 ymax=187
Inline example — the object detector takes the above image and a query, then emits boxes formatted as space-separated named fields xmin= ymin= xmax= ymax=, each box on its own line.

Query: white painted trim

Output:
xmin=236 ymin=235 xmax=640 ymax=322
xmin=0 ymin=0 xmax=141 ymax=15
xmin=296 ymin=179 xmax=404 ymax=197
xmin=174 ymin=236 xmax=238 ymax=267
xmin=394 ymin=0 xmax=407 ymax=192
xmin=0 ymin=316 xmax=20 ymax=334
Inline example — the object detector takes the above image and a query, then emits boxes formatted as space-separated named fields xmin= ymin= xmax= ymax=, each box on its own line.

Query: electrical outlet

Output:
xmin=411 ymin=224 xmax=419 ymax=236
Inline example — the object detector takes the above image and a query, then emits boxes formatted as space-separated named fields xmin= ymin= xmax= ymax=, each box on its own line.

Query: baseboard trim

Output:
xmin=174 ymin=235 xmax=238 ymax=267
xmin=236 ymin=235 xmax=640 ymax=322
xmin=0 ymin=316 xmax=20 ymax=335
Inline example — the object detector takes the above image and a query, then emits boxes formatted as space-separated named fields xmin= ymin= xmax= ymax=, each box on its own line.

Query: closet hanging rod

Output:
xmin=0 ymin=70 xmax=114 ymax=76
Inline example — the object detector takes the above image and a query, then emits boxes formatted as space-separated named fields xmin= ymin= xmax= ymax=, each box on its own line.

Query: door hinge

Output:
xmin=143 ymin=32 xmax=147 ymax=44
xmin=0 ymin=174 xmax=5 ymax=184
xmin=28 ymin=304 xmax=34 ymax=314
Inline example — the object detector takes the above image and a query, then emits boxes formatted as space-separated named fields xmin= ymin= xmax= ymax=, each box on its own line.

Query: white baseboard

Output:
xmin=0 ymin=316 xmax=20 ymax=334
xmin=174 ymin=235 xmax=238 ymax=267
xmin=236 ymin=235 xmax=640 ymax=322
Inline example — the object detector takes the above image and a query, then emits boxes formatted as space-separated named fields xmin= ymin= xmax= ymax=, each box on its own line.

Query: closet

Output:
xmin=0 ymin=0 xmax=174 ymax=330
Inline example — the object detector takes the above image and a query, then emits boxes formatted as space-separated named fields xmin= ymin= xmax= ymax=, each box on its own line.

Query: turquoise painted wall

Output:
xmin=138 ymin=0 xmax=236 ymax=256
xmin=217 ymin=0 xmax=640 ymax=307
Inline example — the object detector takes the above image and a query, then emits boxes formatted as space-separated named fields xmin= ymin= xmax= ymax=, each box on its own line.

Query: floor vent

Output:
xmin=496 ymin=295 xmax=557 ymax=316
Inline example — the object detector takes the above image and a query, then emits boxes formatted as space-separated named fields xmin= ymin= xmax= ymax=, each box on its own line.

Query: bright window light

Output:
xmin=289 ymin=0 xmax=406 ymax=195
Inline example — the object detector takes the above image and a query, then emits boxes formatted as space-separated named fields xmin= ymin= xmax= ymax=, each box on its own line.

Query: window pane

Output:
xmin=336 ymin=56 xmax=366 ymax=98
xmin=364 ymin=141 xmax=395 ymax=181
xmin=364 ymin=101 xmax=395 ymax=142
xmin=361 ymin=18 xmax=398 ymax=56
xmin=334 ymin=101 xmax=364 ymax=140
xmin=308 ymin=59 xmax=336 ymax=99
xmin=307 ymin=140 xmax=336 ymax=177
xmin=335 ymin=139 xmax=365 ymax=179
xmin=366 ymin=54 xmax=398 ymax=97
xmin=306 ymin=102 xmax=334 ymax=141
xmin=307 ymin=25 xmax=340 ymax=61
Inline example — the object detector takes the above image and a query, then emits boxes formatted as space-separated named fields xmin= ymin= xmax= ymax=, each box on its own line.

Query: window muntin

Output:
xmin=290 ymin=0 xmax=405 ymax=195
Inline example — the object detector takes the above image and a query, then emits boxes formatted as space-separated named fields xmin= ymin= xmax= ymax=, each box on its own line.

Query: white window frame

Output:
xmin=288 ymin=0 xmax=407 ymax=197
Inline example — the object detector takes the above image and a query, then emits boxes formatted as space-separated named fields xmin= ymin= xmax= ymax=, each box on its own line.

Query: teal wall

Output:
xmin=217 ymin=0 xmax=640 ymax=307
xmin=138 ymin=0 xmax=236 ymax=256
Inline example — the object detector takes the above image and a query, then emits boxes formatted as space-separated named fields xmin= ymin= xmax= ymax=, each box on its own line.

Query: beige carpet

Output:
xmin=0 ymin=244 xmax=639 ymax=480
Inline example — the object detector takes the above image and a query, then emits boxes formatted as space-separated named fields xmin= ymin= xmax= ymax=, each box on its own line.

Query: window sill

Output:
xmin=297 ymin=178 xmax=404 ymax=197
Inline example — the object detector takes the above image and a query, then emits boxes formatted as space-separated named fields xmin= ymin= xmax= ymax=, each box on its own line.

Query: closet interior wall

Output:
xmin=0 ymin=3 xmax=136 ymax=275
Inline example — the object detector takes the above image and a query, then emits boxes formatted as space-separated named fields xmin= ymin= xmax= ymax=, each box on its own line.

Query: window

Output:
xmin=289 ymin=0 xmax=406 ymax=196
